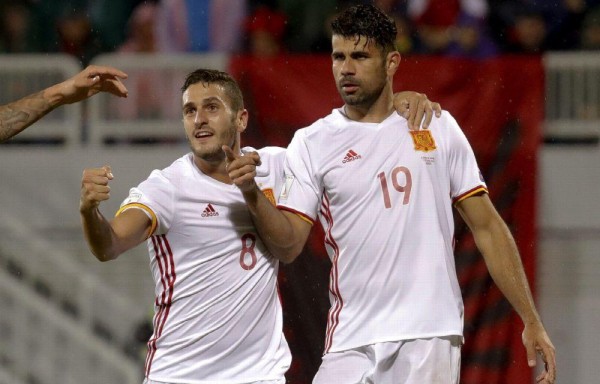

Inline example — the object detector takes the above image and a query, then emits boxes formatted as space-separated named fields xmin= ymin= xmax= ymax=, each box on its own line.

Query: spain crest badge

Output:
xmin=262 ymin=188 xmax=276 ymax=206
xmin=410 ymin=130 xmax=437 ymax=152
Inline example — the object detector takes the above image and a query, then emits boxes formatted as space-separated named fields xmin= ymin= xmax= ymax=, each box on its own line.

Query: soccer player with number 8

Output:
xmin=79 ymin=68 xmax=439 ymax=383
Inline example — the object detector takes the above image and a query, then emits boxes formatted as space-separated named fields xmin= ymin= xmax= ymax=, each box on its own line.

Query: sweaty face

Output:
xmin=182 ymin=82 xmax=240 ymax=163
xmin=331 ymin=35 xmax=388 ymax=108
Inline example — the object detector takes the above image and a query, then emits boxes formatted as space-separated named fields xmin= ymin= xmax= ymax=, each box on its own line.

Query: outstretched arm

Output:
xmin=223 ymin=146 xmax=311 ymax=263
xmin=392 ymin=91 xmax=442 ymax=130
xmin=80 ymin=166 xmax=150 ymax=262
xmin=456 ymin=194 xmax=556 ymax=384
xmin=0 ymin=65 xmax=128 ymax=143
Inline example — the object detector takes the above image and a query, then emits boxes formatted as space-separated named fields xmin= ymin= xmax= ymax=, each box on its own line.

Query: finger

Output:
xmin=87 ymin=175 xmax=112 ymax=186
xmin=102 ymin=165 xmax=114 ymax=179
xmin=393 ymin=98 xmax=410 ymax=119
xmin=90 ymin=185 xmax=111 ymax=195
xmin=414 ymin=100 xmax=427 ymax=130
xmin=228 ymin=163 xmax=257 ymax=181
xmin=222 ymin=145 xmax=238 ymax=163
xmin=82 ymin=168 xmax=111 ymax=185
xmin=232 ymin=170 xmax=258 ymax=186
xmin=86 ymin=65 xmax=128 ymax=79
xmin=433 ymin=102 xmax=442 ymax=117
xmin=88 ymin=190 xmax=111 ymax=203
xmin=243 ymin=151 xmax=262 ymax=167
xmin=525 ymin=342 xmax=537 ymax=368
xmin=407 ymin=98 xmax=418 ymax=130
xmin=421 ymin=101 xmax=433 ymax=129
xmin=103 ymin=78 xmax=128 ymax=98
xmin=541 ymin=346 xmax=556 ymax=383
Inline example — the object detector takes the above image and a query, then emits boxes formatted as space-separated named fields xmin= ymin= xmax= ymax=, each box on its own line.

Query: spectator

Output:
xmin=580 ymin=5 xmax=600 ymax=49
xmin=118 ymin=2 xmax=159 ymax=53
xmin=244 ymin=5 xmax=288 ymax=57
xmin=506 ymin=7 xmax=548 ymax=53
xmin=275 ymin=0 xmax=338 ymax=53
xmin=543 ymin=0 xmax=600 ymax=51
xmin=55 ymin=8 xmax=104 ymax=65
xmin=155 ymin=0 xmax=247 ymax=53
xmin=0 ymin=2 xmax=38 ymax=53
xmin=368 ymin=1 xmax=418 ymax=55
xmin=114 ymin=2 xmax=176 ymax=121
xmin=408 ymin=0 xmax=498 ymax=57
xmin=487 ymin=0 xmax=581 ymax=54
xmin=87 ymin=0 xmax=145 ymax=51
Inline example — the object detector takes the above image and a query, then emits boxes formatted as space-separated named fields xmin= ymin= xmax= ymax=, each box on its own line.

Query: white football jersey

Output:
xmin=278 ymin=110 xmax=487 ymax=354
xmin=118 ymin=147 xmax=291 ymax=383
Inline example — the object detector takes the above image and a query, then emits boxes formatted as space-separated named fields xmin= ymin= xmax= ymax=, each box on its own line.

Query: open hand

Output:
xmin=62 ymin=65 xmax=128 ymax=104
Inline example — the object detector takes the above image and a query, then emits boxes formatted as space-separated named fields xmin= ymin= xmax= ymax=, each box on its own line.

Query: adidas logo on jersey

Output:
xmin=201 ymin=204 xmax=219 ymax=217
xmin=342 ymin=149 xmax=362 ymax=163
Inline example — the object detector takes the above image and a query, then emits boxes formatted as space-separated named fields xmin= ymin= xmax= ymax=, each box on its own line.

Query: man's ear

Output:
xmin=387 ymin=51 xmax=401 ymax=75
xmin=237 ymin=109 xmax=249 ymax=133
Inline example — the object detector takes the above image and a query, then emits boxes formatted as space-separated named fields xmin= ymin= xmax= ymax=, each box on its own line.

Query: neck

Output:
xmin=193 ymin=153 xmax=235 ymax=185
xmin=343 ymin=83 xmax=394 ymax=123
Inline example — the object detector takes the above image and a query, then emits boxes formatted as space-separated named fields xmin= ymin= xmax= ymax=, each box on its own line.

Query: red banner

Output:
xmin=230 ymin=55 xmax=543 ymax=384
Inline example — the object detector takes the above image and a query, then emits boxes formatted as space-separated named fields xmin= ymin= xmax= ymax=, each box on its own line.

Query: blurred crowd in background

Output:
xmin=1 ymin=0 xmax=600 ymax=66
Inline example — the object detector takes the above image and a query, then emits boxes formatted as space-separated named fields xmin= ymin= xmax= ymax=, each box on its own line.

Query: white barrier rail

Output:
xmin=0 ymin=54 xmax=82 ymax=145
xmin=1 ymin=53 xmax=597 ymax=144
xmin=87 ymin=53 xmax=228 ymax=146
xmin=544 ymin=52 xmax=600 ymax=138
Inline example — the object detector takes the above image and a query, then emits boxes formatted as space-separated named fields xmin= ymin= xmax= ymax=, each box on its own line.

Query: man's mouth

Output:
xmin=194 ymin=130 xmax=213 ymax=139
xmin=340 ymin=80 xmax=359 ymax=93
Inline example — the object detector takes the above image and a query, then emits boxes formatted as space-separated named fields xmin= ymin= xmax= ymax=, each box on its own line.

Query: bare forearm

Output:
xmin=243 ymin=187 xmax=305 ymax=263
xmin=80 ymin=208 xmax=120 ymax=262
xmin=0 ymin=84 xmax=64 ymax=143
xmin=476 ymin=220 xmax=541 ymax=325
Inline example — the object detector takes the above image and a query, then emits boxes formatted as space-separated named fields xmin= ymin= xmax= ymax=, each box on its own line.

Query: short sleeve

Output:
xmin=117 ymin=169 xmax=176 ymax=235
xmin=277 ymin=130 xmax=321 ymax=223
xmin=444 ymin=112 xmax=488 ymax=204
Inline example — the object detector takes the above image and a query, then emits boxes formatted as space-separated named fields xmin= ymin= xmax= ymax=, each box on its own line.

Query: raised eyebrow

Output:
xmin=201 ymin=96 xmax=224 ymax=106
xmin=182 ymin=101 xmax=196 ymax=111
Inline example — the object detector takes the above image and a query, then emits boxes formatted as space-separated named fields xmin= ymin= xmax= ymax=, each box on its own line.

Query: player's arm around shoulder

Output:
xmin=455 ymin=195 xmax=556 ymax=383
xmin=80 ymin=166 xmax=152 ymax=262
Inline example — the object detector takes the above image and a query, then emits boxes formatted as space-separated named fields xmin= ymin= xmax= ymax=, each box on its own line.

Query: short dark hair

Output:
xmin=331 ymin=4 xmax=397 ymax=54
xmin=181 ymin=69 xmax=244 ymax=111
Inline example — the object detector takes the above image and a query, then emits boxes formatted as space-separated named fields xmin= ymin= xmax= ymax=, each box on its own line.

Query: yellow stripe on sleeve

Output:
xmin=453 ymin=186 xmax=489 ymax=205
xmin=116 ymin=203 xmax=158 ymax=238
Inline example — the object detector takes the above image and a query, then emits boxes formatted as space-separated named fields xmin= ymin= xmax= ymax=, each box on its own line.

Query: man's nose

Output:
xmin=194 ymin=110 xmax=208 ymax=125
xmin=341 ymin=58 xmax=355 ymax=75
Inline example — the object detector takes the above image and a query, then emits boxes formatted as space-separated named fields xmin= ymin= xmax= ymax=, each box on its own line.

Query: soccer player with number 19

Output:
xmin=227 ymin=4 xmax=556 ymax=384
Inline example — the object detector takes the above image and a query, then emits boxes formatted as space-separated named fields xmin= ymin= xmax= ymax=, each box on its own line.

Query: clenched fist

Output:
xmin=80 ymin=165 xmax=114 ymax=213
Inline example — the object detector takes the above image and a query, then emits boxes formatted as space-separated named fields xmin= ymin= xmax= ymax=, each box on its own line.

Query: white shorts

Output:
xmin=313 ymin=336 xmax=462 ymax=384
xmin=144 ymin=379 xmax=285 ymax=384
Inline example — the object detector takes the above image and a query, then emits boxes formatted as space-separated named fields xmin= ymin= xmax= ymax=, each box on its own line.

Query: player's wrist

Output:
xmin=241 ymin=182 xmax=259 ymax=196
xmin=45 ymin=82 xmax=69 ymax=108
